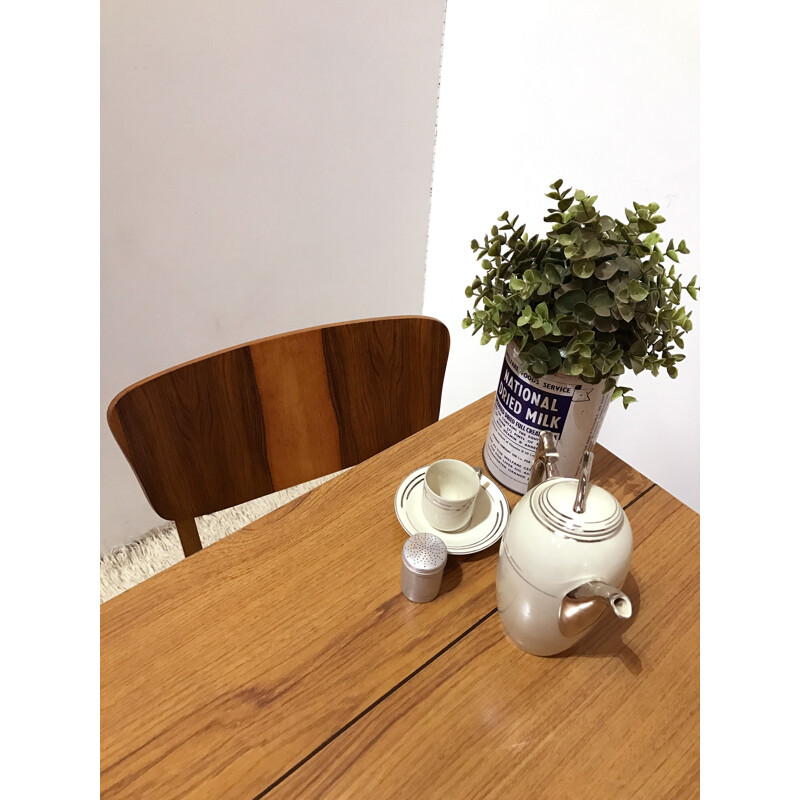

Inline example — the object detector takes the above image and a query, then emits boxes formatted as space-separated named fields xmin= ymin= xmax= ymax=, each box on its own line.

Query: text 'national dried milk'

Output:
xmin=483 ymin=341 xmax=611 ymax=494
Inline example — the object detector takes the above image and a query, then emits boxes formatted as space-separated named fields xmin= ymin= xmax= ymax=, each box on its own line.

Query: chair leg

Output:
xmin=175 ymin=517 xmax=203 ymax=557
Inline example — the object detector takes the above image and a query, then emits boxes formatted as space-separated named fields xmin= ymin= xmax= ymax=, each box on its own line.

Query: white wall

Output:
xmin=424 ymin=0 xmax=700 ymax=510
xmin=101 ymin=0 xmax=447 ymax=552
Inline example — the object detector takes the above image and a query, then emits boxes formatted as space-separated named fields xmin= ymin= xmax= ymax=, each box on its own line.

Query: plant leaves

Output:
xmin=554 ymin=289 xmax=587 ymax=314
xmin=617 ymin=303 xmax=635 ymax=322
xmin=594 ymin=260 xmax=618 ymax=280
xmin=583 ymin=239 xmax=603 ymax=258
xmin=644 ymin=232 xmax=661 ymax=247
xmin=573 ymin=302 xmax=596 ymax=324
xmin=628 ymin=280 xmax=649 ymax=302
xmin=588 ymin=288 xmax=613 ymax=317
xmin=629 ymin=339 xmax=647 ymax=357
xmin=464 ymin=181 xmax=695 ymax=408
xmin=543 ymin=264 xmax=562 ymax=284
xmin=572 ymin=259 xmax=595 ymax=279
xmin=530 ymin=342 xmax=549 ymax=360
xmin=566 ymin=361 xmax=584 ymax=376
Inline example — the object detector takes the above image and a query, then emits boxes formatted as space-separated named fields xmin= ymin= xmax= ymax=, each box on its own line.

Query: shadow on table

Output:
xmin=440 ymin=540 xmax=501 ymax=595
xmin=439 ymin=559 xmax=463 ymax=595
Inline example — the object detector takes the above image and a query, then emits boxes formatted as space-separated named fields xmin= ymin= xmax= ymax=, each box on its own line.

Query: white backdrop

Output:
xmin=102 ymin=0 xmax=700 ymax=555
xmin=423 ymin=0 xmax=700 ymax=511
xmin=101 ymin=0 xmax=447 ymax=551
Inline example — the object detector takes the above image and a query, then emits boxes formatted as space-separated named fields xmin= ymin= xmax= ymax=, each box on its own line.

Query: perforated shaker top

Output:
xmin=402 ymin=533 xmax=448 ymax=574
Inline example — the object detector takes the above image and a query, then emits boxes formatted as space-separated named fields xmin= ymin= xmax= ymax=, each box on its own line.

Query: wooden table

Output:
xmin=101 ymin=394 xmax=699 ymax=799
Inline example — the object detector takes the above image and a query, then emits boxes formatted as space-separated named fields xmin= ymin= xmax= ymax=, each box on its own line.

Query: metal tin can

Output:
xmin=483 ymin=340 xmax=612 ymax=494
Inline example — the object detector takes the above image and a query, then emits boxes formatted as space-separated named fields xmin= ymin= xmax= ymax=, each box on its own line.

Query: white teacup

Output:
xmin=421 ymin=459 xmax=481 ymax=532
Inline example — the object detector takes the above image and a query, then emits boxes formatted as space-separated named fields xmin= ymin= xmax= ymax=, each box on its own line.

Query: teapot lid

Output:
xmin=531 ymin=478 xmax=624 ymax=541
xmin=502 ymin=476 xmax=631 ymax=596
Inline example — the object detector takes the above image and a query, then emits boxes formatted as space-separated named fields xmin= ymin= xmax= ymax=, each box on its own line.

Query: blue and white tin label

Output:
xmin=494 ymin=357 xmax=571 ymax=434
xmin=483 ymin=341 xmax=611 ymax=494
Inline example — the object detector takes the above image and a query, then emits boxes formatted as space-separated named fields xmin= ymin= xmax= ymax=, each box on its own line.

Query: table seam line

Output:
xmin=252 ymin=607 xmax=498 ymax=799
xmin=251 ymin=480 xmax=657 ymax=798
xmin=624 ymin=483 xmax=656 ymax=509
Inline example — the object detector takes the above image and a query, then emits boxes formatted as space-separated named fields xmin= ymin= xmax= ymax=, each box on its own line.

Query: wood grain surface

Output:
xmin=100 ymin=393 xmax=653 ymax=799
xmin=269 ymin=487 xmax=699 ymax=800
xmin=107 ymin=316 xmax=450 ymax=526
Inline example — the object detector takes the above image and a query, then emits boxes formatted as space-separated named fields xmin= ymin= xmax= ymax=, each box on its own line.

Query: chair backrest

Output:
xmin=108 ymin=316 xmax=450 ymax=533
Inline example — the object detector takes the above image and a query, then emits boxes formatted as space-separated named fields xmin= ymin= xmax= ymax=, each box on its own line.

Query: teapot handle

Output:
xmin=573 ymin=450 xmax=594 ymax=514
xmin=527 ymin=431 xmax=560 ymax=491
xmin=527 ymin=434 xmax=595 ymax=514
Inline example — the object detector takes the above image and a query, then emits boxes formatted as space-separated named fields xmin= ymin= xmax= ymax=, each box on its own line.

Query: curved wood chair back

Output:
xmin=107 ymin=316 xmax=450 ymax=556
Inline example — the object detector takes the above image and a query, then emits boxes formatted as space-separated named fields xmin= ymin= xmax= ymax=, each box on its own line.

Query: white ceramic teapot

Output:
xmin=496 ymin=432 xmax=633 ymax=656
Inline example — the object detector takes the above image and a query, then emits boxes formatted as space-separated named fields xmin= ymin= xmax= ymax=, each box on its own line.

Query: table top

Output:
xmin=100 ymin=393 xmax=699 ymax=799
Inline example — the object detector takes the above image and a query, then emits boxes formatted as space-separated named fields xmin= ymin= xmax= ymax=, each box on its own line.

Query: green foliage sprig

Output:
xmin=463 ymin=180 xmax=699 ymax=407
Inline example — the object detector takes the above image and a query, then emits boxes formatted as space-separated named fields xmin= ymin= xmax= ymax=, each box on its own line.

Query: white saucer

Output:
xmin=394 ymin=466 xmax=510 ymax=555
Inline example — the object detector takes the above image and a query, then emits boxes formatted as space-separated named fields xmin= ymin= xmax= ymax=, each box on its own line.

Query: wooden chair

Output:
xmin=107 ymin=316 xmax=450 ymax=557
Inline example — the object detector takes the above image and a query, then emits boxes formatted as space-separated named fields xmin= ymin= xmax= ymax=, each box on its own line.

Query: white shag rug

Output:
xmin=100 ymin=470 xmax=346 ymax=604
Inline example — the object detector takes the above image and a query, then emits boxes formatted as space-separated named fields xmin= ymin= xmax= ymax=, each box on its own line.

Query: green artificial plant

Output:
xmin=463 ymin=180 xmax=699 ymax=407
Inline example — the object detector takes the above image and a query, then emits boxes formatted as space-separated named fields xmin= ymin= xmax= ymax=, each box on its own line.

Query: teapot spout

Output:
xmin=558 ymin=580 xmax=633 ymax=638
xmin=570 ymin=580 xmax=632 ymax=618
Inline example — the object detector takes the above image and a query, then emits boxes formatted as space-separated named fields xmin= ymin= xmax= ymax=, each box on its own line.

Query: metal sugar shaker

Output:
xmin=401 ymin=533 xmax=448 ymax=603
